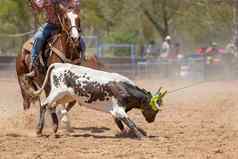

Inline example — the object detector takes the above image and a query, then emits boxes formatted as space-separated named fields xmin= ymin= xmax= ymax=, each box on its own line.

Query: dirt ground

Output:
xmin=0 ymin=70 xmax=238 ymax=159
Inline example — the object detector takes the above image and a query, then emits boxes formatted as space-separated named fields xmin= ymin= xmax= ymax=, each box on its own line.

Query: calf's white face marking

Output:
xmin=67 ymin=11 xmax=80 ymax=40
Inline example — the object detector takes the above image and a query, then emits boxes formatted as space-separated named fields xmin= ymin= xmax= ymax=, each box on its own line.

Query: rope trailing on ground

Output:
xmin=0 ymin=31 xmax=34 ymax=38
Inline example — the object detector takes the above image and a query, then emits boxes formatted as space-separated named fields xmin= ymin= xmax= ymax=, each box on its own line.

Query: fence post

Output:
xmin=130 ymin=44 xmax=136 ymax=65
xmin=97 ymin=44 xmax=103 ymax=58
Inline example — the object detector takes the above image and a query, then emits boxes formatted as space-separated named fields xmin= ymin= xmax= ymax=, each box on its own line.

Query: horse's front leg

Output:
xmin=36 ymin=104 xmax=47 ymax=136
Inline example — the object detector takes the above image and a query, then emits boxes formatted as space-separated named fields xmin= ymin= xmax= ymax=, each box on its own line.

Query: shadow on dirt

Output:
xmin=72 ymin=126 xmax=111 ymax=133
xmin=69 ymin=133 xmax=159 ymax=140
xmin=70 ymin=133 xmax=120 ymax=139
xmin=69 ymin=126 xmax=159 ymax=139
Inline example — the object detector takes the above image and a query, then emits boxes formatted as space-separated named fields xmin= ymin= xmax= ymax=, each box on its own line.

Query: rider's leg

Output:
xmin=78 ymin=37 xmax=86 ymax=63
xmin=28 ymin=23 xmax=59 ymax=76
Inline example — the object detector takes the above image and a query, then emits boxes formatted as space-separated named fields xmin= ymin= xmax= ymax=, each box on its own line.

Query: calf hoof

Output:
xmin=137 ymin=127 xmax=147 ymax=136
xmin=134 ymin=130 xmax=145 ymax=140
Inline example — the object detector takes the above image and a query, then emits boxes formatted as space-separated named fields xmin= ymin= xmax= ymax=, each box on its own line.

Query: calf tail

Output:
xmin=33 ymin=64 xmax=56 ymax=97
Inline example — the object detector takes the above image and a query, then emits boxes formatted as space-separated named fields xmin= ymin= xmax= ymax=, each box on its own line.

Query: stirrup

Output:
xmin=25 ymin=70 xmax=36 ymax=78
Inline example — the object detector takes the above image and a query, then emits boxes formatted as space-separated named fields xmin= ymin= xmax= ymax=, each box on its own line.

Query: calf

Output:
xmin=34 ymin=63 xmax=167 ymax=139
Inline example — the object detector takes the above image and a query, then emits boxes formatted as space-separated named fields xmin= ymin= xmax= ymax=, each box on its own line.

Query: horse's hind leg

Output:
xmin=49 ymin=107 xmax=59 ymax=136
xmin=17 ymin=76 xmax=33 ymax=110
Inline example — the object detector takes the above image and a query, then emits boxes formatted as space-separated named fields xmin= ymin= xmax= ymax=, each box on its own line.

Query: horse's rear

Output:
xmin=16 ymin=42 xmax=36 ymax=110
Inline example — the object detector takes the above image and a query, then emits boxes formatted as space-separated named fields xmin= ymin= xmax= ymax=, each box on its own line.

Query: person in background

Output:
xmin=225 ymin=40 xmax=237 ymax=58
xmin=205 ymin=42 xmax=218 ymax=56
xmin=160 ymin=35 xmax=171 ymax=59
xmin=205 ymin=42 xmax=219 ymax=64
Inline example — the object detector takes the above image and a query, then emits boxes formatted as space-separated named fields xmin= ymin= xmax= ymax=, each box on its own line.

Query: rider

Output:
xmin=28 ymin=0 xmax=86 ymax=76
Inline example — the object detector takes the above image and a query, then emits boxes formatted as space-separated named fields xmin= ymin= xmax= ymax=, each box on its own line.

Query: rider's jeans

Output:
xmin=79 ymin=37 xmax=86 ymax=57
xmin=31 ymin=23 xmax=86 ymax=63
xmin=31 ymin=23 xmax=59 ymax=63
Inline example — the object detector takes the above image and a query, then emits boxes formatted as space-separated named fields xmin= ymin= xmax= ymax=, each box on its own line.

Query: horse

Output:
xmin=16 ymin=4 xmax=104 ymax=136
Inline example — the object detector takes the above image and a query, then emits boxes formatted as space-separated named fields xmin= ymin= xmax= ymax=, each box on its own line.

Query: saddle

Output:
xmin=23 ymin=34 xmax=71 ymax=74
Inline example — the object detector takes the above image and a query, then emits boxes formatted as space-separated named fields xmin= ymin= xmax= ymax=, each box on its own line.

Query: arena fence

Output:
xmin=1 ymin=55 xmax=237 ymax=81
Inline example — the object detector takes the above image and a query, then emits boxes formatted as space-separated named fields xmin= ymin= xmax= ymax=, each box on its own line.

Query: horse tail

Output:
xmin=33 ymin=64 xmax=56 ymax=97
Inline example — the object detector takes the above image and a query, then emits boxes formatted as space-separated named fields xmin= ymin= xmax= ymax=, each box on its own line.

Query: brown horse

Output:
xmin=16 ymin=5 xmax=104 ymax=136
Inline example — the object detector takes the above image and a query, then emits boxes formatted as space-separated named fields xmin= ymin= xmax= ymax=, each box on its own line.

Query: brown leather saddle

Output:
xmin=23 ymin=35 xmax=60 ymax=72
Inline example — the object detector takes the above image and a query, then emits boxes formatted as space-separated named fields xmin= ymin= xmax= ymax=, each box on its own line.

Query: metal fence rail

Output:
xmin=0 ymin=56 xmax=237 ymax=80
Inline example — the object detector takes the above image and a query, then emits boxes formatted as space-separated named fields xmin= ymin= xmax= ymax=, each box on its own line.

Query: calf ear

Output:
xmin=156 ymin=87 xmax=162 ymax=95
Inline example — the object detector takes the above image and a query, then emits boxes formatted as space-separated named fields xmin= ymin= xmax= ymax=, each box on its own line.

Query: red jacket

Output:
xmin=32 ymin=0 xmax=80 ymax=24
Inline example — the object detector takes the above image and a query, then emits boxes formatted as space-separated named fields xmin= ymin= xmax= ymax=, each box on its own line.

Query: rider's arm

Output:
xmin=74 ymin=0 xmax=80 ymax=8
xmin=66 ymin=0 xmax=80 ymax=9
xmin=31 ymin=0 xmax=45 ymax=11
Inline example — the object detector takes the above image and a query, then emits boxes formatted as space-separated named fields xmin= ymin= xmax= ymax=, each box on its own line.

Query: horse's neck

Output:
xmin=48 ymin=33 xmax=69 ymax=63
xmin=54 ymin=34 xmax=68 ymax=51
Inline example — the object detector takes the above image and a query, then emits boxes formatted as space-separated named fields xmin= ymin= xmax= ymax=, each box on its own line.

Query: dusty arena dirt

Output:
xmin=1 ymin=71 xmax=238 ymax=159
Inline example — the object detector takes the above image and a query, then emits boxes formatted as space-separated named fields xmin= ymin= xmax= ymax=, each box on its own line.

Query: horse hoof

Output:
xmin=36 ymin=128 xmax=43 ymax=137
xmin=54 ymin=134 xmax=60 ymax=138
xmin=36 ymin=132 xmax=43 ymax=137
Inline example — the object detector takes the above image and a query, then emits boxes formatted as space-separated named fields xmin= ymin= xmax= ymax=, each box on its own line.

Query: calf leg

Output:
xmin=114 ymin=118 xmax=125 ymax=131
xmin=63 ymin=101 xmax=76 ymax=132
xmin=110 ymin=99 xmax=144 ymax=139
xmin=120 ymin=117 xmax=144 ymax=139
xmin=42 ymin=90 xmax=70 ymax=135
xmin=65 ymin=101 xmax=76 ymax=112
xmin=57 ymin=106 xmax=73 ymax=132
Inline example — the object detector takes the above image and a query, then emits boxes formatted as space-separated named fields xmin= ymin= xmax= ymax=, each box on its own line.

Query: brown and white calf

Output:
xmin=33 ymin=63 xmax=167 ymax=139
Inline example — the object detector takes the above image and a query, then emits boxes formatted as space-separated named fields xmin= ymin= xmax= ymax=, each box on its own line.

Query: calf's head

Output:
xmin=142 ymin=87 xmax=167 ymax=123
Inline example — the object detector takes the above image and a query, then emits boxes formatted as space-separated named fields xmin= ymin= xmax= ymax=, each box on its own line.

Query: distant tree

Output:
xmin=139 ymin=0 xmax=185 ymax=39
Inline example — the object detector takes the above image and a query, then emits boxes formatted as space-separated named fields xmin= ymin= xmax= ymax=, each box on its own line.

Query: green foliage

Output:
xmin=0 ymin=0 xmax=235 ymax=55
xmin=103 ymin=32 xmax=136 ymax=57
xmin=0 ymin=0 xmax=32 ymax=54
xmin=104 ymin=32 xmax=137 ymax=43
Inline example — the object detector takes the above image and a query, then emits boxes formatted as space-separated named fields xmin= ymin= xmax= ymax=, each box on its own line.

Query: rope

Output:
xmin=0 ymin=31 xmax=34 ymax=38
xmin=167 ymin=80 xmax=209 ymax=95
xmin=48 ymin=44 xmax=72 ymax=63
